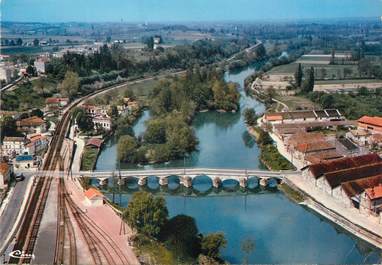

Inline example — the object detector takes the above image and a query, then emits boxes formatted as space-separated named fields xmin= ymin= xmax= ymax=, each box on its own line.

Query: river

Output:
xmin=95 ymin=64 xmax=381 ymax=263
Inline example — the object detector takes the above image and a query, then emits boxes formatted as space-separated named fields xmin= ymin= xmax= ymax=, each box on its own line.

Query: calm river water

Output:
xmin=95 ymin=64 xmax=381 ymax=263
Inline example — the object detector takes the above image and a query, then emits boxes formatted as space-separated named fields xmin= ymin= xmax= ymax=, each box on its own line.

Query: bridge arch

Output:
xmin=192 ymin=175 xmax=213 ymax=193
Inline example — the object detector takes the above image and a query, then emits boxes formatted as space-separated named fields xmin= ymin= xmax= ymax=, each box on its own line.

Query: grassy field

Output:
xmin=87 ymin=76 xmax=164 ymax=106
xmin=80 ymin=147 xmax=100 ymax=171
xmin=268 ymin=61 xmax=362 ymax=80
xmin=274 ymin=95 xmax=319 ymax=110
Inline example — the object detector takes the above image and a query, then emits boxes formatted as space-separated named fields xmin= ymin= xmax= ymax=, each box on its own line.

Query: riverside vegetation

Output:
xmin=123 ymin=191 xmax=227 ymax=265
xmin=117 ymin=66 xmax=240 ymax=164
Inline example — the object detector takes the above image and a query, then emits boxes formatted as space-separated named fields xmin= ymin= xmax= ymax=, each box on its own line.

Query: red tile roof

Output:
xmin=0 ymin=162 xmax=9 ymax=176
xmin=45 ymin=97 xmax=69 ymax=104
xmin=358 ymin=116 xmax=382 ymax=128
xmin=84 ymin=188 xmax=103 ymax=200
xmin=309 ymin=153 xmax=382 ymax=179
xmin=295 ymin=141 xmax=335 ymax=153
xmin=324 ymin=162 xmax=382 ymax=188
xmin=17 ymin=116 xmax=45 ymax=127
xmin=342 ymin=174 xmax=382 ymax=198
xmin=86 ymin=138 xmax=104 ymax=149
xmin=365 ymin=184 xmax=382 ymax=200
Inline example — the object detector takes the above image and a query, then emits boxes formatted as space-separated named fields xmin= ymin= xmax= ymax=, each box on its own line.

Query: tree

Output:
xmin=123 ymin=191 xmax=168 ymax=238
xmin=241 ymin=238 xmax=255 ymax=264
xmin=200 ymin=233 xmax=227 ymax=260
xmin=0 ymin=116 xmax=18 ymax=139
xmin=160 ymin=215 xmax=201 ymax=259
xmin=143 ymin=119 xmax=167 ymax=144
xmin=243 ymin=108 xmax=258 ymax=127
xmin=26 ymin=65 xmax=36 ymax=76
xmin=330 ymin=48 xmax=335 ymax=64
xmin=73 ymin=108 xmax=93 ymax=132
xmin=302 ymin=67 xmax=314 ymax=93
xmin=144 ymin=36 xmax=154 ymax=50
xmin=108 ymin=105 xmax=119 ymax=119
xmin=30 ymin=109 xmax=44 ymax=118
xmin=33 ymin=38 xmax=39 ymax=47
xmin=16 ymin=38 xmax=23 ymax=46
xmin=117 ymin=135 xmax=138 ymax=162
xmin=294 ymin=63 xmax=303 ymax=87
xmin=59 ymin=71 xmax=80 ymax=99
xmin=35 ymin=77 xmax=46 ymax=94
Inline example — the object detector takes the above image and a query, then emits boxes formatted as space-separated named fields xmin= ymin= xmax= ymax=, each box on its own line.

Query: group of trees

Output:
xmin=294 ymin=64 xmax=315 ymax=93
xmin=307 ymin=89 xmax=382 ymax=120
xmin=117 ymin=66 xmax=241 ymax=164
xmin=117 ymin=113 xmax=198 ymax=164
xmin=123 ymin=191 xmax=227 ymax=263
xmin=46 ymin=39 xmax=251 ymax=83
xmin=72 ymin=108 xmax=94 ymax=132
xmin=243 ymin=108 xmax=259 ymax=127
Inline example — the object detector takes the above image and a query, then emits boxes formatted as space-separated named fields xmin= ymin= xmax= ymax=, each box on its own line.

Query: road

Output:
xmin=0 ymin=177 xmax=30 ymax=254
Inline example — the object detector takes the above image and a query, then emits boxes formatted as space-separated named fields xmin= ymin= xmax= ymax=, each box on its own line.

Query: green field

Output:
xmin=268 ymin=62 xmax=362 ymax=80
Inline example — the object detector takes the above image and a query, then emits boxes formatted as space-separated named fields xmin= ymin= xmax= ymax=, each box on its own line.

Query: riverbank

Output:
xmin=247 ymin=126 xmax=294 ymax=171
xmin=264 ymin=126 xmax=382 ymax=249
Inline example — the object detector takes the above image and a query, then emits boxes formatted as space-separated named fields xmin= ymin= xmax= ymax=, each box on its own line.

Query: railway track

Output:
xmin=9 ymin=71 xmax=187 ymax=264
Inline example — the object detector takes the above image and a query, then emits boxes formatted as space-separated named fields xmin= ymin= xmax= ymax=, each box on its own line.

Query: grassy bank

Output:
xmin=278 ymin=183 xmax=305 ymax=203
xmin=80 ymin=147 xmax=100 ymax=170
xmin=249 ymin=126 xmax=295 ymax=171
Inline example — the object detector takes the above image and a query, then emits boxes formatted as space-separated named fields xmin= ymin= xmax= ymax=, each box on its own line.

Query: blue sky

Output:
xmin=1 ymin=0 xmax=382 ymax=22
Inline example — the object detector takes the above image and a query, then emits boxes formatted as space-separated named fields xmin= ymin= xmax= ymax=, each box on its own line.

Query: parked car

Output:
xmin=15 ymin=174 xmax=25 ymax=182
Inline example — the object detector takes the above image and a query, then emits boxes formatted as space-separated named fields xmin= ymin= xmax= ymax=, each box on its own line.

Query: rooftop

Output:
xmin=342 ymin=174 xmax=382 ymax=199
xmin=324 ymin=162 xmax=382 ymax=188
xmin=45 ymin=97 xmax=69 ymax=104
xmin=3 ymin=136 xmax=25 ymax=142
xmin=308 ymin=153 xmax=382 ymax=179
xmin=15 ymin=155 xmax=34 ymax=162
xmin=17 ymin=116 xmax=45 ymax=127
xmin=84 ymin=188 xmax=104 ymax=200
xmin=0 ymin=162 xmax=10 ymax=175
xmin=358 ymin=116 xmax=382 ymax=128
xmin=86 ymin=138 xmax=104 ymax=149
xmin=365 ymin=184 xmax=382 ymax=200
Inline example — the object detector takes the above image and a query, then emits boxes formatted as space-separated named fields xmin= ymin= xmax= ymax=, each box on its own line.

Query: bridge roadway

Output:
xmin=17 ymin=168 xmax=301 ymax=188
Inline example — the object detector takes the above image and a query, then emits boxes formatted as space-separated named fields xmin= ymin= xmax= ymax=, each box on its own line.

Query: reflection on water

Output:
xmin=95 ymin=63 xmax=381 ymax=263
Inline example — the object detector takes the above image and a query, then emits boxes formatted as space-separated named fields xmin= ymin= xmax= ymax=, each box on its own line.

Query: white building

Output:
xmin=0 ymin=162 xmax=12 ymax=189
xmin=84 ymin=188 xmax=104 ymax=206
xmin=1 ymin=136 xmax=29 ymax=157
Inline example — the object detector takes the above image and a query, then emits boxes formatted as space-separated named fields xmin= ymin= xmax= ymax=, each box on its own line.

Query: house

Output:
xmin=346 ymin=129 xmax=371 ymax=147
xmin=302 ymin=153 xmax=382 ymax=186
xmin=93 ymin=116 xmax=112 ymax=131
xmin=45 ymin=97 xmax=69 ymax=110
xmin=1 ymin=136 xmax=29 ymax=157
xmin=84 ymin=188 xmax=104 ymax=206
xmin=264 ymin=109 xmax=344 ymax=125
xmin=286 ymin=132 xmax=338 ymax=165
xmin=34 ymin=57 xmax=49 ymax=74
xmin=26 ymin=134 xmax=48 ymax=155
xmin=86 ymin=138 xmax=103 ymax=149
xmin=363 ymin=184 xmax=382 ymax=215
xmin=0 ymin=162 xmax=12 ymax=189
xmin=82 ymin=104 xmax=109 ymax=117
xmin=16 ymin=116 xmax=46 ymax=134
xmin=302 ymin=154 xmax=382 ymax=203
xmin=14 ymin=155 xmax=38 ymax=169
xmin=342 ymin=175 xmax=382 ymax=214
xmin=358 ymin=116 xmax=382 ymax=134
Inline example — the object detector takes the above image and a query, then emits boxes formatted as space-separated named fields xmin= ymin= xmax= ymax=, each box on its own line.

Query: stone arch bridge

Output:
xmin=74 ymin=168 xmax=301 ymax=189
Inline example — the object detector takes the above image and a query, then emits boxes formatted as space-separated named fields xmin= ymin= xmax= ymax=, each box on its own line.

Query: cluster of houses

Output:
xmin=0 ymin=114 xmax=50 ymax=189
xmin=302 ymin=153 xmax=382 ymax=217
xmin=263 ymin=109 xmax=382 ymax=167
xmin=80 ymin=97 xmax=139 ymax=131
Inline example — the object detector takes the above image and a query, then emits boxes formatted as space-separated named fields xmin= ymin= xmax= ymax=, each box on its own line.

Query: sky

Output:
xmin=1 ymin=0 xmax=382 ymax=23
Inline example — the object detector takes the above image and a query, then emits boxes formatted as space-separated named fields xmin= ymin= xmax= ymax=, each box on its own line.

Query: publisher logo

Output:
xmin=9 ymin=250 xmax=35 ymax=260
